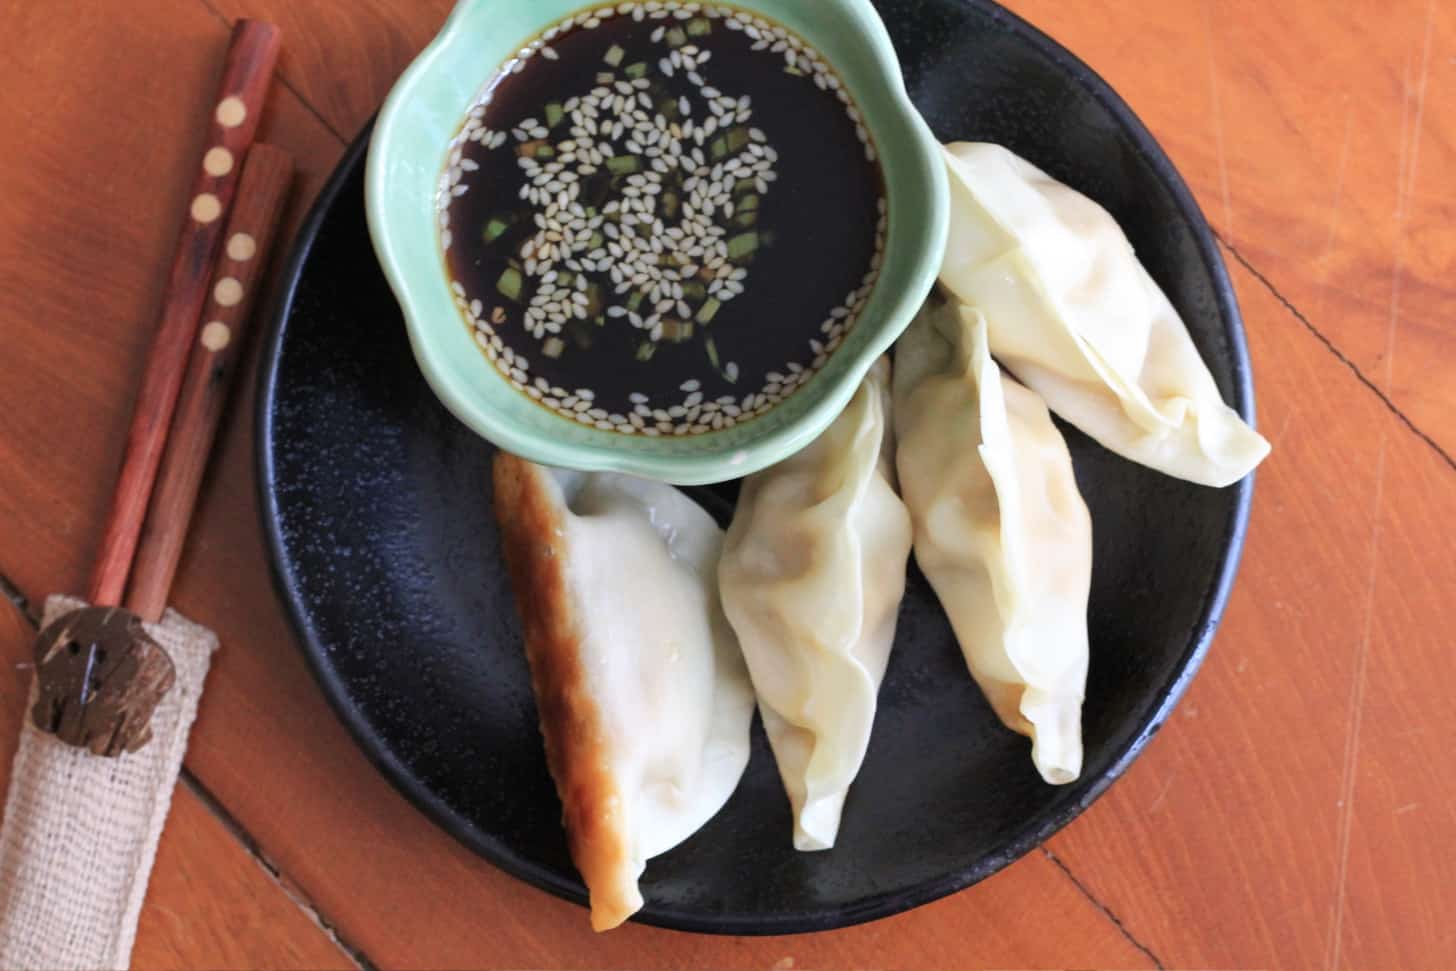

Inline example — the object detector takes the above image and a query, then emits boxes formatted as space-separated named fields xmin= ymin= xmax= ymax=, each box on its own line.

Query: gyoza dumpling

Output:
xmin=493 ymin=455 xmax=755 ymax=931
xmin=719 ymin=358 xmax=912 ymax=851
xmin=894 ymin=299 xmax=1091 ymax=784
xmin=938 ymin=142 xmax=1270 ymax=488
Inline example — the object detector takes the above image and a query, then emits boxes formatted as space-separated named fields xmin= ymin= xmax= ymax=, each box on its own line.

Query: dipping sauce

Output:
xmin=441 ymin=2 xmax=886 ymax=436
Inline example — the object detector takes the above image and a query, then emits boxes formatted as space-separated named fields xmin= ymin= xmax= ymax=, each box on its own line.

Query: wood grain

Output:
xmin=0 ymin=0 xmax=344 ymax=600
xmin=217 ymin=0 xmax=1456 ymax=461
xmin=986 ymin=0 xmax=1456 ymax=462
xmin=88 ymin=19 xmax=281 ymax=608
xmin=0 ymin=0 xmax=1453 ymax=967
xmin=0 ymin=2 xmax=349 ymax=966
xmin=132 ymin=785 xmax=353 ymax=971
xmin=1038 ymin=251 xmax=1388 ymax=967
xmin=201 ymin=0 xmax=447 ymax=139
xmin=1333 ymin=418 xmax=1456 ymax=969
xmin=0 ymin=596 xmax=349 ymax=970
xmin=128 ymin=143 xmax=294 ymax=623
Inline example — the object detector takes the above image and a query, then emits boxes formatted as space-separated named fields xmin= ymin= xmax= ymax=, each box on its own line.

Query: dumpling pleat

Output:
xmin=939 ymin=142 xmax=1270 ymax=488
xmin=895 ymin=302 xmax=1092 ymax=786
xmin=720 ymin=358 xmax=913 ymax=851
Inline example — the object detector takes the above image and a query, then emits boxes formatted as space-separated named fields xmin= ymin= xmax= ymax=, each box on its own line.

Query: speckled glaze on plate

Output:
xmin=257 ymin=0 xmax=1256 ymax=935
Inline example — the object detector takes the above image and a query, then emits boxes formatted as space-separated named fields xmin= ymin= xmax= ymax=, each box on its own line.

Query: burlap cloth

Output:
xmin=0 ymin=595 xmax=217 ymax=971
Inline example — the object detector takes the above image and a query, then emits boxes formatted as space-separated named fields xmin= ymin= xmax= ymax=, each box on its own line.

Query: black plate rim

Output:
xmin=256 ymin=0 xmax=1256 ymax=936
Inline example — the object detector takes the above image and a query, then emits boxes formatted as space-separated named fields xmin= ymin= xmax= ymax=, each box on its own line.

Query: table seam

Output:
xmin=1041 ymin=846 xmax=1167 ymax=970
xmin=192 ymin=0 xmax=351 ymax=147
xmin=0 ymin=587 xmax=370 ymax=971
xmin=1219 ymin=236 xmax=1456 ymax=475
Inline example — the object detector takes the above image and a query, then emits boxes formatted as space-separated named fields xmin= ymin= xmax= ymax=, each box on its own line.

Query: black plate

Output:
xmin=257 ymin=0 xmax=1255 ymax=935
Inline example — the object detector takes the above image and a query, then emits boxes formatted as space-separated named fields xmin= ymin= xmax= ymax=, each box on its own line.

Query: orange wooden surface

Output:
xmin=0 ymin=601 xmax=350 ymax=969
xmin=1 ymin=0 xmax=1453 ymax=968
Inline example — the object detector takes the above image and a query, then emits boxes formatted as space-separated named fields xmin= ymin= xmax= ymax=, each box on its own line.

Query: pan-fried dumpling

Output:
xmin=493 ymin=455 xmax=755 ymax=931
xmin=894 ymin=299 xmax=1091 ymax=784
xmin=938 ymin=142 xmax=1270 ymax=488
xmin=719 ymin=358 xmax=912 ymax=851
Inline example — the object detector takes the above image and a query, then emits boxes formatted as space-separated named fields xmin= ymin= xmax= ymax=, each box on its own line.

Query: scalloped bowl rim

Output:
xmin=365 ymin=0 xmax=949 ymax=485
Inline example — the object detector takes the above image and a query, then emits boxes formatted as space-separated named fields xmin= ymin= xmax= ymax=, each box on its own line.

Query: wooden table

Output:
xmin=2 ymin=0 xmax=1452 ymax=967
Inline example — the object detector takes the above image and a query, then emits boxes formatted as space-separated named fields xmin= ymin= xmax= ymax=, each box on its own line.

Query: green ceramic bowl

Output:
xmin=367 ymin=0 xmax=947 ymax=484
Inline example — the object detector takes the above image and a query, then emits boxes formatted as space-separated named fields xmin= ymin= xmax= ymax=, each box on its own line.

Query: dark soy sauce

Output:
xmin=442 ymin=3 xmax=885 ymax=436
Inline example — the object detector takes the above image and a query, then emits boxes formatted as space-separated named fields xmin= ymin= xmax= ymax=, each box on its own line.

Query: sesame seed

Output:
xmin=443 ymin=5 xmax=883 ymax=436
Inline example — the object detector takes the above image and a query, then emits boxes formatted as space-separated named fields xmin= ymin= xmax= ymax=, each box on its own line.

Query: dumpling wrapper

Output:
xmin=938 ymin=141 xmax=1270 ymax=488
xmin=895 ymin=300 xmax=1091 ymax=784
xmin=719 ymin=358 xmax=912 ymax=851
xmin=493 ymin=455 xmax=755 ymax=931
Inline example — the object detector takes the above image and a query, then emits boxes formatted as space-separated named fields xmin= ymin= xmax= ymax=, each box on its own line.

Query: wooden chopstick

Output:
xmin=88 ymin=20 xmax=281 ymax=608
xmin=126 ymin=145 xmax=294 ymax=624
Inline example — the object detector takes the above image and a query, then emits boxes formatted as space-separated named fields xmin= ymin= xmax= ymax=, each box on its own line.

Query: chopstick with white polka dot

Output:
xmin=88 ymin=20 xmax=281 ymax=612
xmin=126 ymin=144 xmax=293 ymax=622
xmin=0 ymin=30 xmax=285 ymax=971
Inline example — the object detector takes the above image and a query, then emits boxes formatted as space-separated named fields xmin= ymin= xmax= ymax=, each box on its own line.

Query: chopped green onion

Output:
xmin=542 ymin=337 xmax=565 ymax=359
xmin=735 ymin=210 xmax=758 ymax=228
xmin=625 ymin=61 xmax=649 ymax=80
xmin=725 ymin=126 xmax=751 ymax=154
xmin=635 ymin=341 xmax=658 ymax=362
xmin=607 ymin=154 xmax=641 ymax=174
xmin=604 ymin=45 xmax=625 ymax=67
xmin=696 ymin=297 xmax=722 ymax=325
xmin=728 ymin=232 xmax=759 ymax=261
xmin=627 ymin=291 xmax=645 ymax=313
xmin=666 ymin=26 xmax=688 ymax=47
xmin=544 ymin=102 xmax=564 ymax=128
xmin=710 ymin=136 xmax=729 ymax=160
xmin=687 ymin=17 xmax=712 ymax=37
xmin=739 ymin=193 xmax=760 ymax=212
xmin=662 ymin=320 xmax=694 ymax=342
xmin=682 ymin=281 xmax=707 ymax=302
xmin=483 ymin=216 xmax=512 ymax=243
xmin=497 ymin=267 xmax=524 ymax=302
xmin=705 ymin=336 xmax=721 ymax=368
